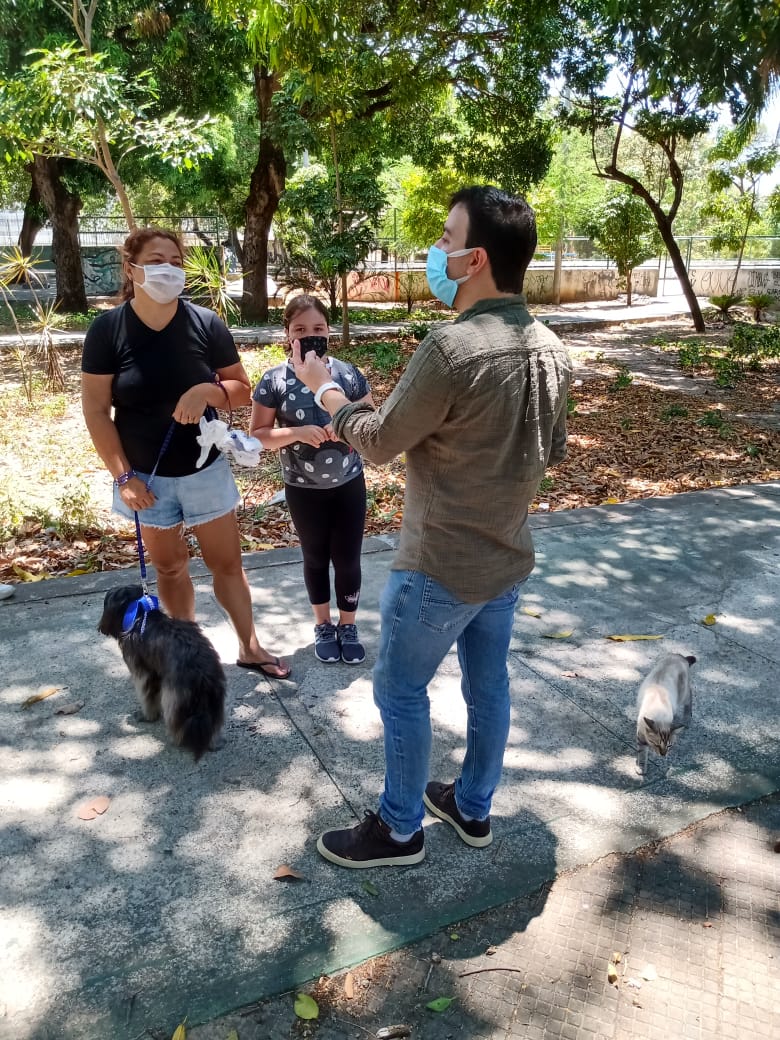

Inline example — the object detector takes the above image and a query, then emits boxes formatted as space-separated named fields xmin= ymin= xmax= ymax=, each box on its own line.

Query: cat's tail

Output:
xmin=685 ymin=655 xmax=697 ymax=666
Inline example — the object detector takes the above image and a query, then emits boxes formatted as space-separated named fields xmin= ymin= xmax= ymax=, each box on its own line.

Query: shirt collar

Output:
xmin=454 ymin=294 xmax=528 ymax=324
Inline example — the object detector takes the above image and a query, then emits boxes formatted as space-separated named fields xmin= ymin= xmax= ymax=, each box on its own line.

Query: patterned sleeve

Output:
xmin=347 ymin=363 xmax=370 ymax=402
xmin=252 ymin=368 xmax=280 ymax=409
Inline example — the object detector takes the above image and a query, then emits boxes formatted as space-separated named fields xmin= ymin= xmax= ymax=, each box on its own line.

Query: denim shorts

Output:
xmin=112 ymin=454 xmax=240 ymax=530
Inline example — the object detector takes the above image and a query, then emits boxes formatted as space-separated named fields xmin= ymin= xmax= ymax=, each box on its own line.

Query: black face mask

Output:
xmin=297 ymin=335 xmax=328 ymax=358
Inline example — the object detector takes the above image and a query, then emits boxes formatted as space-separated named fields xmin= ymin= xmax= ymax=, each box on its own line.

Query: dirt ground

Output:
xmin=0 ymin=318 xmax=778 ymax=583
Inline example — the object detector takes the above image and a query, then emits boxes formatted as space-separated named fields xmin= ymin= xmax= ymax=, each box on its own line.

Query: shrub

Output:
xmin=709 ymin=294 xmax=744 ymax=319
xmin=744 ymin=293 xmax=775 ymax=323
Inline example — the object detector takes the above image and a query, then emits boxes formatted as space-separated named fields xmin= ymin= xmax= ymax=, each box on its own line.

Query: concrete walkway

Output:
xmin=2 ymin=482 xmax=779 ymax=1039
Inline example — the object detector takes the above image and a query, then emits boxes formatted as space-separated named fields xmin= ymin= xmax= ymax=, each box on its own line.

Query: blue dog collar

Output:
xmin=121 ymin=594 xmax=160 ymax=635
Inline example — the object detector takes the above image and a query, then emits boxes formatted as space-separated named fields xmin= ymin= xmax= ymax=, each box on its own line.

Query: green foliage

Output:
xmin=744 ymin=293 xmax=775 ymax=322
xmin=729 ymin=322 xmax=780 ymax=363
xmin=274 ymin=162 xmax=385 ymax=315
xmin=709 ymin=294 xmax=744 ymax=318
xmin=675 ymin=341 xmax=705 ymax=369
xmin=610 ymin=365 xmax=633 ymax=391
xmin=183 ymin=245 xmax=238 ymax=323
xmin=698 ymin=409 xmax=733 ymax=437
xmin=407 ymin=321 xmax=432 ymax=341
xmin=366 ymin=340 xmax=403 ymax=372
xmin=660 ymin=404 xmax=689 ymax=420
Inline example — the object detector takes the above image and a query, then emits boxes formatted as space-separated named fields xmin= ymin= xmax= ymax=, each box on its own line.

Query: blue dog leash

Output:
xmin=121 ymin=419 xmax=178 ymax=634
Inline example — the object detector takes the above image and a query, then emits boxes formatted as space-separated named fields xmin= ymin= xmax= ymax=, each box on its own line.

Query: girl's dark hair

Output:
xmin=283 ymin=294 xmax=329 ymax=331
xmin=117 ymin=226 xmax=183 ymax=301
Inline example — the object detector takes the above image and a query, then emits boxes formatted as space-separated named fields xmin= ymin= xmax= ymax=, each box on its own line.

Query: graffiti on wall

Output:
xmin=82 ymin=248 xmax=122 ymax=294
xmin=689 ymin=266 xmax=780 ymax=296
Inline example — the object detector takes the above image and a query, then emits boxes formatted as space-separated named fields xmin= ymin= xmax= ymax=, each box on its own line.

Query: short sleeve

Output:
xmin=81 ymin=308 xmax=122 ymax=374
xmin=252 ymin=368 xmax=280 ymax=408
xmin=201 ymin=308 xmax=240 ymax=370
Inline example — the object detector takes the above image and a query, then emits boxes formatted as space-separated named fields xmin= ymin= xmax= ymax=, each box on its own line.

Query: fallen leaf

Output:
xmin=521 ymin=606 xmax=542 ymax=617
xmin=611 ymin=951 xmax=622 ymax=964
xmin=375 ymin=1026 xmax=412 ymax=1040
xmin=641 ymin=964 xmax=657 ymax=981
xmin=294 ymin=993 xmax=319 ymax=1020
xmin=362 ymin=880 xmax=379 ymax=897
xmin=542 ymin=630 xmax=574 ymax=639
xmin=21 ymin=686 xmax=62 ymax=709
xmin=701 ymin=614 xmax=717 ymax=626
xmin=77 ymin=795 xmax=111 ymax=821
xmin=449 ymin=932 xmax=459 ymax=941
xmin=344 ymin=972 xmax=355 ymax=999
xmin=54 ymin=701 xmax=84 ymax=716
xmin=561 ymin=671 xmax=580 ymax=678
xmin=632 ymin=997 xmax=643 ymax=1008
xmin=607 ymin=963 xmax=619 ymax=985
xmin=273 ymin=864 xmax=304 ymax=881
xmin=601 ymin=497 xmax=621 ymax=504
xmin=171 ymin=1019 xmax=187 ymax=1040
xmin=225 ymin=1032 xmax=239 ymax=1040
xmin=606 ymin=634 xmax=663 ymax=642
xmin=12 ymin=564 xmax=47 ymax=582
xmin=426 ymin=997 xmax=454 ymax=1012
xmin=65 ymin=566 xmax=95 ymax=576
xmin=485 ymin=946 xmax=497 ymax=956
xmin=703 ymin=921 xmax=713 ymax=928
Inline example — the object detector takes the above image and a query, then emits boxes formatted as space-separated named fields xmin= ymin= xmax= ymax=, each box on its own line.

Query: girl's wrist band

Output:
xmin=115 ymin=469 xmax=135 ymax=486
xmin=314 ymin=381 xmax=342 ymax=408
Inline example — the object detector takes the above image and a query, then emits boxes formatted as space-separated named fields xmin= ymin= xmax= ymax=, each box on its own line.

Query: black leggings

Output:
xmin=285 ymin=473 xmax=366 ymax=612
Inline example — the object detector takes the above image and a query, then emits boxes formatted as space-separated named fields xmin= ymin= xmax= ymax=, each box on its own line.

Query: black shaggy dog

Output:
xmin=98 ymin=584 xmax=225 ymax=761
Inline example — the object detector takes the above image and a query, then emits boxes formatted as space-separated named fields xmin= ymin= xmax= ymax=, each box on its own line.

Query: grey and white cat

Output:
xmin=635 ymin=652 xmax=696 ymax=775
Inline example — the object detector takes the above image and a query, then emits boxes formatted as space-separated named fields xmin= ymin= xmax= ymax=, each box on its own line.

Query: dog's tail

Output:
xmin=177 ymin=711 xmax=219 ymax=762
xmin=164 ymin=682 xmax=225 ymax=762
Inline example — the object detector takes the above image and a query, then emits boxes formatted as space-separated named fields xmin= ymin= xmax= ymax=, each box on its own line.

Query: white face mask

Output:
xmin=131 ymin=262 xmax=185 ymax=304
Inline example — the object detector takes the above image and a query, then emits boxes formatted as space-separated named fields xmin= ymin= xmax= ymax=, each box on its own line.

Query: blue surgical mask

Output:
xmin=425 ymin=245 xmax=475 ymax=307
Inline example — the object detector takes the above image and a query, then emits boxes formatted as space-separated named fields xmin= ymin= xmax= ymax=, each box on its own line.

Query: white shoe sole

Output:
xmin=423 ymin=791 xmax=493 ymax=848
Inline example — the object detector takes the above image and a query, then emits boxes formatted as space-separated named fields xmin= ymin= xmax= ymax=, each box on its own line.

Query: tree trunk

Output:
xmin=31 ymin=156 xmax=88 ymax=312
xmin=657 ymin=218 xmax=705 ymax=331
xmin=227 ymin=227 xmax=244 ymax=268
xmin=241 ymin=66 xmax=286 ymax=323
xmin=18 ymin=174 xmax=45 ymax=260
xmin=626 ymin=268 xmax=633 ymax=307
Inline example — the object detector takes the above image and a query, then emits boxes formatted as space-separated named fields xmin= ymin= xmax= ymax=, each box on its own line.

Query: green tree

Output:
xmin=585 ymin=190 xmax=657 ymax=305
xmin=274 ymin=162 xmax=385 ymax=318
xmin=561 ymin=0 xmax=774 ymax=332
xmin=208 ymin=0 xmax=571 ymax=321
xmin=703 ymin=128 xmax=779 ymax=293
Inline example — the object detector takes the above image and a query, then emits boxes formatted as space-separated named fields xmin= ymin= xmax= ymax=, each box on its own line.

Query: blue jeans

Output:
xmin=374 ymin=569 xmax=522 ymax=835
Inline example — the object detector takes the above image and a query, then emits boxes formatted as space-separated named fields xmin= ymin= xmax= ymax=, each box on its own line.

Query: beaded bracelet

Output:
xmin=115 ymin=470 xmax=135 ymax=486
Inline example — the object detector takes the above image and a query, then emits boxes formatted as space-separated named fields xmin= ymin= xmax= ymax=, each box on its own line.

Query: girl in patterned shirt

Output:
xmin=250 ymin=295 xmax=374 ymax=664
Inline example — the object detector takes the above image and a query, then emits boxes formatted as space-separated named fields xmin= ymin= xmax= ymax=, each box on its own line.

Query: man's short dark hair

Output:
xmin=449 ymin=186 xmax=537 ymax=294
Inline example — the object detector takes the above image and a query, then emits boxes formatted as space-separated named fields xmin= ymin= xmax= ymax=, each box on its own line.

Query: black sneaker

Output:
xmin=314 ymin=621 xmax=340 ymax=662
xmin=337 ymin=622 xmax=365 ymax=664
xmin=423 ymin=781 xmax=492 ymax=848
xmin=317 ymin=810 xmax=425 ymax=868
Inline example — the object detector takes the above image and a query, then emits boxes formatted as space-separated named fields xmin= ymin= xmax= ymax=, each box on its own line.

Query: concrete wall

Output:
xmin=688 ymin=265 xmax=780 ymax=298
xmin=347 ymin=264 xmax=659 ymax=305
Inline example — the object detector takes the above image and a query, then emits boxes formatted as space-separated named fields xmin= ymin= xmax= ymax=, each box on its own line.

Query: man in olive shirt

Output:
xmin=293 ymin=186 xmax=571 ymax=867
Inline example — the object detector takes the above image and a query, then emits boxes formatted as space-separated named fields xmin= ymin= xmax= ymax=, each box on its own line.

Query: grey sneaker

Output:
xmin=423 ymin=781 xmax=492 ymax=847
xmin=314 ymin=621 xmax=340 ymax=662
xmin=337 ymin=622 xmax=365 ymax=664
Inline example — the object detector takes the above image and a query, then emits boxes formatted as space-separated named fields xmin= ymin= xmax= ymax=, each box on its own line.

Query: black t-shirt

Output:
xmin=81 ymin=300 xmax=239 ymax=477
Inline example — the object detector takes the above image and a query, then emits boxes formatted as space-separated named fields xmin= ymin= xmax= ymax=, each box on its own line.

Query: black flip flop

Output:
xmin=236 ymin=656 xmax=291 ymax=679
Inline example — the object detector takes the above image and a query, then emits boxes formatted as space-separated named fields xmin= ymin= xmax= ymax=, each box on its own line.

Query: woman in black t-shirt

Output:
xmin=81 ymin=227 xmax=289 ymax=679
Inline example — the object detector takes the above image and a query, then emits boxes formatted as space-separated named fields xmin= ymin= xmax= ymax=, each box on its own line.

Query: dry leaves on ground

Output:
xmin=0 ymin=323 xmax=778 ymax=583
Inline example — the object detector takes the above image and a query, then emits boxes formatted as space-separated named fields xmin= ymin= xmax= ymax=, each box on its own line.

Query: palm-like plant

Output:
xmin=0 ymin=248 xmax=63 ymax=396
xmin=183 ymin=246 xmax=239 ymax=324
